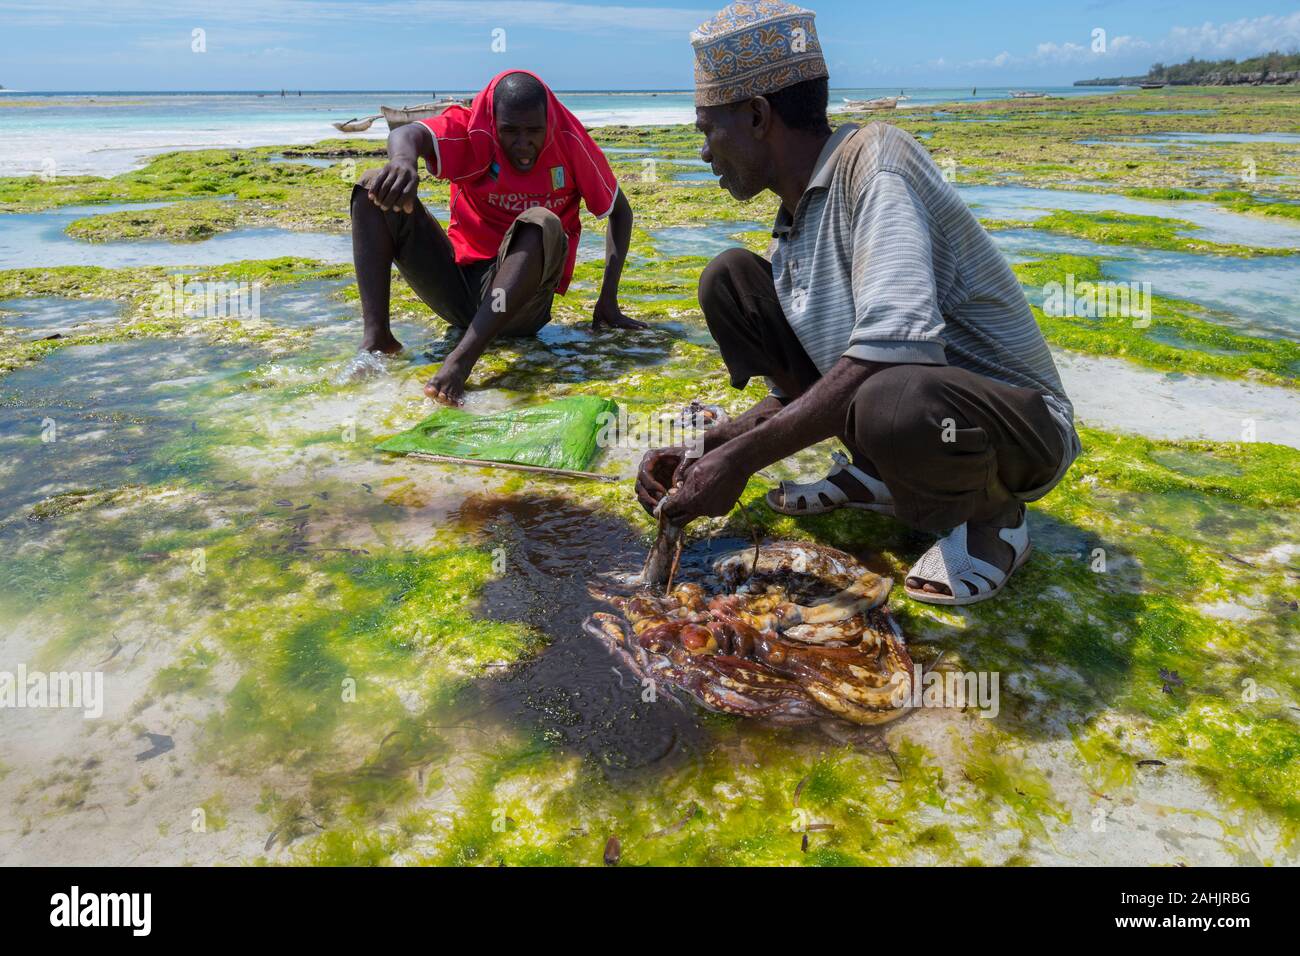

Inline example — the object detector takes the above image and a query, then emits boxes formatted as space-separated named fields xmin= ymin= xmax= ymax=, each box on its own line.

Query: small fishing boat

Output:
xmin=1140 ymin=82 xmax=1166 ymax=90
xmin=1009 ymin=90 xmax=1046 ymax=98
xmin=332 ymin=114 xmax=382 ymax=133
xmin=842 ymin=96 xmax=899 ymax=111
xmin=380 ymin=98 xmax=469 ymax=128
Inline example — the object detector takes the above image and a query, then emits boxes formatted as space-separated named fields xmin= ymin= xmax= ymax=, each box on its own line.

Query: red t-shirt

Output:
xmin=419 ymin=106 xmax=618 ymax=295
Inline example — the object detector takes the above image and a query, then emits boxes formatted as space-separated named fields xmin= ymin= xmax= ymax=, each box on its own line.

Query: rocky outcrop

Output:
xmin=1077 ymin=69 xmax=1299 ymax=87
xmin=1195 ymin=70 xmax=1299 ymax=86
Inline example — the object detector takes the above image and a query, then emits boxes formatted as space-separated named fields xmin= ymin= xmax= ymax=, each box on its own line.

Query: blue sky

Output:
xmin=2 ymin=0 xmax=1298 ymax=90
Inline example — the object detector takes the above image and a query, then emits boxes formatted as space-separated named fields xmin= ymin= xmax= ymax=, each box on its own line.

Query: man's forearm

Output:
xmin=697 ymin=394 xmax=785 ymax=455
xmin=597 ymin=192 xmax=632 ymax=303
xmin=387 ymin=123 xmax=431 ymax=167
xmin=723 ymin=357 xmax=881 ymax=474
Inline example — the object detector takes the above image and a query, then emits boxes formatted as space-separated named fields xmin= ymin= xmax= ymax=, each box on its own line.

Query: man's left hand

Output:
xmin=660 ymin=447 xmax=749 ymax=523
xmin=592 ymin=298 xmax=648 ymax=331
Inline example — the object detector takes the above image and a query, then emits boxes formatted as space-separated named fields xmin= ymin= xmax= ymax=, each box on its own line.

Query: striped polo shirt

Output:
xmin=768 ymin=121 xmax=1080 ymax=496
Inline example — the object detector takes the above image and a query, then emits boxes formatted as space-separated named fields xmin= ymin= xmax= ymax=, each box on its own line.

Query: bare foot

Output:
xmin=425 ymin=358 xmax=469 ymax=406
xmin=362 ymin=331 xmax=403 ymax=355
xmin=905 ymin=504 xmax=1024 ymax=597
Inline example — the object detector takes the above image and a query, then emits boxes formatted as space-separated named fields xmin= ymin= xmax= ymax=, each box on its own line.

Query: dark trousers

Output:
xmin=698 ymin=248 xmax=1065 ymax=533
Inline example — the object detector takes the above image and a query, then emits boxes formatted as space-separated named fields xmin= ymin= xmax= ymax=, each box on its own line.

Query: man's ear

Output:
xmin=748 ymin=96 xmax=773 ymax=139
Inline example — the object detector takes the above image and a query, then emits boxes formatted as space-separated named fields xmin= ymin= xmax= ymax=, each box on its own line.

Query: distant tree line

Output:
xmin=1076 ymin=50 xmax=1300 ymax=86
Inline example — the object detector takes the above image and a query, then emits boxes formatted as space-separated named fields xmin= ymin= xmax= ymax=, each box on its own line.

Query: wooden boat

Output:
xmin=842 ymin=96 xmax=899 ymax=111
xmin=1009 ymin=90 xmax=1046 ymax=98
xmin=380 ymin=98 xmax=469 ymax=128
xmin=332 ymin=114 xmax=382 ymax=133
xmin=1139 ymin=82 xmax=1166 ymax=90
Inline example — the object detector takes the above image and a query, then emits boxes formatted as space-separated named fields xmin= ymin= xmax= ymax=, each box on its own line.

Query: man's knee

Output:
xmin=849 ymin=365 xmax=955 ymax=459
xmin=350 ymin=168 xmax=382 ymax=207
xmin=504 ymin=220 xmax=544 ymax=256
xmin=698 ymin=247 xmax=753 ymax=317
xmin=515 ymin=205 xmax=562 ymax=230
xmin=502 ymin=207 xmax=566 ymax=287
xmin=350 ymin=169 xmax=391 ymax=227
xmin=510 ymin=207 xmax=563 ymax=253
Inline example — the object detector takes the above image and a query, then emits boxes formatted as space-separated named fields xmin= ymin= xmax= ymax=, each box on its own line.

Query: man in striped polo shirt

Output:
xmin=636 ymin=1 xmax=1080 ymax=605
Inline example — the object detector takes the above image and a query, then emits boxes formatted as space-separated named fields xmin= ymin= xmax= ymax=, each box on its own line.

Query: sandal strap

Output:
xmin=827 ymin=451 xmax=894 ymax=506
xmin=778 ymin=475 xmax=849 ymax=509
xmin=771 ymin=452 xmax=895 ymax=514
xmin=909 ymin=516 xmax=1029 ymax=598
xmin=999 ymin=519 xmax=1030 ymax=553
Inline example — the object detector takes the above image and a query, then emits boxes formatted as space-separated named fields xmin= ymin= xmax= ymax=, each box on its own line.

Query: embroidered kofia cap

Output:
xmin=691 ymin=1 xmax=828 ymax=108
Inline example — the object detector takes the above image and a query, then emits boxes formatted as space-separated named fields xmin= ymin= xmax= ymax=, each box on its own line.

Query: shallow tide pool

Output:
xmin=993 ymin=229 xmax=1300 ymax=338
xmin=960 ymin=183 xmax=1300 ymax=250
xmin=0 ymin=201 xmax=353 ymax=269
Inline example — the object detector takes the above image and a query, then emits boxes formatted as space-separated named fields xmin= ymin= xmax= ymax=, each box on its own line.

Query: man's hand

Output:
xmin=635 ymin=446 xmax=686 ymax=515
xmin=660 ymin=446 xmax=750 ymax=523
xmin=367 ymin=160 xmax=420 ymax=213
xmin=592 ymin=297 xmax=648 ymax=331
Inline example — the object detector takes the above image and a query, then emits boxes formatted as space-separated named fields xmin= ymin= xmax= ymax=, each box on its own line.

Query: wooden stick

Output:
xmin=401 ymin=452 xmax=620 ymax=482
xmin=663 ymin=534 xmax=684 ymax=596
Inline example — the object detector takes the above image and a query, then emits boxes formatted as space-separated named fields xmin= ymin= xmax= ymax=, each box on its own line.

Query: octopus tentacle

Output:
xmin=585 ymin=542 xmax=914 ymax=727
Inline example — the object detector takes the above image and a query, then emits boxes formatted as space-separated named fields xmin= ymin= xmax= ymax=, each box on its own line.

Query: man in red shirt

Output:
xmin=351 ymin=70 xmax=644 ymax=405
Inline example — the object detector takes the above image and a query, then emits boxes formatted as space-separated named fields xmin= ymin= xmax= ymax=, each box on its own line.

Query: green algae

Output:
xmin=152 ymin=643 xmax=219 ymax=696
xmin=958 ymin=732 xmax=1070 ymax=841
xmin=198 ymin=795 xmax=230 ymax=832
xmin=188 ymin=537 xmax=543 ymax=827
xmin=882 ymin=85 xmax=1300 ymax=201
xmin=1123 ymin=187 xmax=1204 ymax=201
xmin=1070 ymin=724 xmax=1139 ymax=795
xmin=0 ymin=256 xmax=349 ymax=302
xmin=1153 ymin=702 xmax=1300 ymax=834
xmin=0 ymin=258 xmax=352 ymax=377
xmin=1026 ymin=209 xmax=1298 ymax=257
xmin=290 ymin=732 xmax=966 ymax=867
xmin=66 ymin=199 xmax=245 ymax=242
xmin=0 ymin=144 xmax=386 ymax=227
xmin=1209 ymin=190 xmax=1300 ymax=222
xmin=1012 ymin=253 xmax=1300 ymax=386
xmin=1073 ymin=427 xmax=1300 ymax=507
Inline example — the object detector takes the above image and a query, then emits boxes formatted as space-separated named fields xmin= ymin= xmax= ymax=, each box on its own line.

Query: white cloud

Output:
xmin=1164 ymin=12 xmax=1300 ymax=58
xmin=940 ymin=11 xmax=1298 ymax=73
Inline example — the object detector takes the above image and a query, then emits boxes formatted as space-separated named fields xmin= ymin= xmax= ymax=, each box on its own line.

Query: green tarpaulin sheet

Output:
xmin=376 ymin=396 xmax=618 ymax=472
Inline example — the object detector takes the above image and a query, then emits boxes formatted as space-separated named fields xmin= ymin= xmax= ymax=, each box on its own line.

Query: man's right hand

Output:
xmin=367 ymin=160 xmax=420 ymax=214
xmin=635 ymin=446 xmax=690 ymax=516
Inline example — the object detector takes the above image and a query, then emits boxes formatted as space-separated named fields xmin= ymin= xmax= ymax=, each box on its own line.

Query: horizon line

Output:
xmin=0 ymin=85 xmax=1120 ymax=94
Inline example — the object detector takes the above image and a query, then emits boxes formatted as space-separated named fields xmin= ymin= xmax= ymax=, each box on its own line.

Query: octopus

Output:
xmin=586 ymin=541 xmax=915 ymax=726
